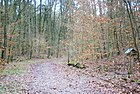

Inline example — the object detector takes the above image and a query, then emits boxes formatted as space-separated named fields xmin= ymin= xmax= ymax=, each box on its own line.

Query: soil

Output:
xmin=0 ymin=58 xmax=140 ymax=94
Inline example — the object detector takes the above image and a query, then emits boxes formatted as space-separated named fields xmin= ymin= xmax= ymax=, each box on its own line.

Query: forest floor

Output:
xmin=0 ymin=57 xmax=140 ymax=94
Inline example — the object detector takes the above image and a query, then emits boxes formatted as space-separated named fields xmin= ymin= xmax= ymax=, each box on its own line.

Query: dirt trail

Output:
xmin=28 ymin=58 xmax=122 ymax=94
xmin=2 ymin=58 xmax=137 ymax=94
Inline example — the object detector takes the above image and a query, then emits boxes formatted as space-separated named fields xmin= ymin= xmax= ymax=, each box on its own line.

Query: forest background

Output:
xmin=0 ymin=0 xmax=140 ymax=73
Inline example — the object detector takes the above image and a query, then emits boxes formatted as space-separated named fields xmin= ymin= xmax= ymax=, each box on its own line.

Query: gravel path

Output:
xmin=2 ymin=58 xmax=136 ymax=94
xmin=28 ymin=58 xmax=122 ymax=94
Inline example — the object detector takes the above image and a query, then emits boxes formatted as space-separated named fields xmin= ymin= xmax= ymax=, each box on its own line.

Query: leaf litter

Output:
xmin=0 ymin=57 xmax=140 ymax=94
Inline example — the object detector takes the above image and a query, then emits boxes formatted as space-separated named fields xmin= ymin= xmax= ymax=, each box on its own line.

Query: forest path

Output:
xmin=1 ymin=58 xmax=137 ymax=94
xmin=28 ymin=58 xmax=121 ymax=94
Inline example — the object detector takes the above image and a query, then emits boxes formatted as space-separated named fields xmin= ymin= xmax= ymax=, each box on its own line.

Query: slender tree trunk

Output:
xmin=1 ymin=0 xmax=8 ymax=62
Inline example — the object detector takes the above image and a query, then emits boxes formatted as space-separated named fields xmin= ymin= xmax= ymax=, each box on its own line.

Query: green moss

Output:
xmin=0 ymin=69 xmax=26 ymax=75
xmin=68 ymin=61 xmax=86 ymax=69
xmin=68 ymin=61 xmax=77 ymax=66
xmin=75 ymin=63 xmax=86 ymax=69
xmin=0 ymin=60 xmax=37 ymax=76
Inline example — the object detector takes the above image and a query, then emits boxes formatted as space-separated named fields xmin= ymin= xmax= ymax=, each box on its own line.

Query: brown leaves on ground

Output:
xmin=0 ymin=58 xmax=140 ymax=94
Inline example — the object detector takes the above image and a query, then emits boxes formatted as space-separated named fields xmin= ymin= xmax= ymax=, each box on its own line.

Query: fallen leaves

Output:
xmin=0 ymin=58 xmax=140 ymax=94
